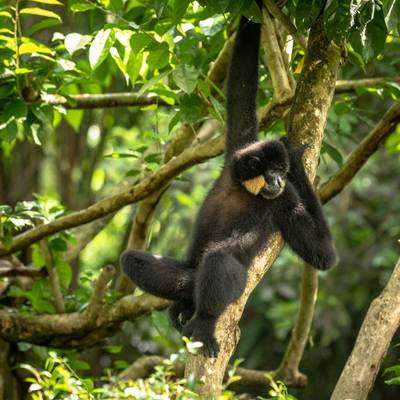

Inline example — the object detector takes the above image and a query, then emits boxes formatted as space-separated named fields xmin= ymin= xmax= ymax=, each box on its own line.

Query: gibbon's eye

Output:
xmin=245 ymin=156 xmax=261 ymax=172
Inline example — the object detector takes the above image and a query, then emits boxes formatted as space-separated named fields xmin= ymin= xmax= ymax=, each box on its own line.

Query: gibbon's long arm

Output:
xmin=225 ymin=15 xmax=261 ymax=158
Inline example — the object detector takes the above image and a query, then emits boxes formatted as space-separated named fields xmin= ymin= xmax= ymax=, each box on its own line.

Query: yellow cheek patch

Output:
xmin=242 ymin=175 xmax=266 ymax=195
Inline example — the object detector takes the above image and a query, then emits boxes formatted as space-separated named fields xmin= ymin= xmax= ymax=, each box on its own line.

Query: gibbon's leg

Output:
xmin=183 ymin=250 xmax=247 ymax=357
xmin=169 ymin=300 xmax=195 ymax=332
xmin=120 ymin=250 xmax=195 ymax=301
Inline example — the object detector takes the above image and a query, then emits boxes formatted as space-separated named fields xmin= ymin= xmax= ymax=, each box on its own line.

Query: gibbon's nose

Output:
xmin=276 ymin=176 xmax=284 ymax=188
xmin=265 ymin=174 xmax=284 ymax=189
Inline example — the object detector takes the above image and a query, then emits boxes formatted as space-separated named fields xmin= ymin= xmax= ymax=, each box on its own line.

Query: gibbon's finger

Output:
xmin=242 ymin=175 xmax=266 ymax=195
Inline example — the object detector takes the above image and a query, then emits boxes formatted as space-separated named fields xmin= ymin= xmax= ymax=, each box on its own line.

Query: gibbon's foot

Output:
xmin=182 ymin=316 xmax=220 ymax=358
xmin=168 ymin=301 xmax=195 ymax=332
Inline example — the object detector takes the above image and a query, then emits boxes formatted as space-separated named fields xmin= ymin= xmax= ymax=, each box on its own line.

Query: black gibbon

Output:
xmin=121 ymin=10 xmax=337 ymax=357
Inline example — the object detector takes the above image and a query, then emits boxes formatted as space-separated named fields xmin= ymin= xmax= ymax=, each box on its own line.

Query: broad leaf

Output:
xmin=172 ymin=64 xmax=199 ymax=94
xmin=20 ymin=7 xmax=61 ymax=21
xmin=65 ymin=33 xmax=92 ymax=55
xmin=89 ymin=29 xmax=115 ymax=70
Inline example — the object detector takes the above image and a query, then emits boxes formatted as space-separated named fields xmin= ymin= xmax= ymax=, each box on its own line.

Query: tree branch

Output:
xmin=40 ymin=93 xmax=170 ymax=109
xmin=274 ymin=265 xmax=318 ymax=385
xmin=35 ymin=77 xmax=400 ymax=110
xmin=39 ymin=236 xmax=65 ymax=313
xmin=335 ymin=76 xmax=400 ymax=94
xmin=319 ymin=99 xmax=400 ymax=203
xmin=263 ymin=0 xmax=307 ymax=50
xmin=331 ymin=257 xmax=400 ymax=400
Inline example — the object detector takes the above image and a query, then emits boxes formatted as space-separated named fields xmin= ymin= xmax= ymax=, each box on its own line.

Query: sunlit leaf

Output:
xmin=19 ymin=42 xmax=52 ymax=55
xmin=64 ymin=33 xmax=92 ymax=55
xmin=147 ymin=42 xmax=170 ymax=70
xmin=172 ymin=64 xmax=199 ymax=94
xmin=20 ymin=7 xmax=61 ymax=21
xmin=30 ymin=0 xmax=63 ymax=5
xmin=89 ymin=28 xmax=115 ymax=70
xmin=171 ymin=0 xmax=190 ymax=22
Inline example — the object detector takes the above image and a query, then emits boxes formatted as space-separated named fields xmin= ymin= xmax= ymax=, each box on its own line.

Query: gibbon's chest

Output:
xmin=205 ymin=184 xmax=272 ymax=234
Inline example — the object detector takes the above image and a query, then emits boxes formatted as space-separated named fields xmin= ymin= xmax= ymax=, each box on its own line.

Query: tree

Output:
xmin=1 ymin=1 xmax=400 ymax=399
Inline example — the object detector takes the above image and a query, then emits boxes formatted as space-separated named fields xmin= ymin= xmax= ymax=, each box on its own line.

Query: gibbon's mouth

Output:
xmin=242 ymin=175 xmax=285 ymax=199
xmin=259 ymin=186 xmax=284 ymax=199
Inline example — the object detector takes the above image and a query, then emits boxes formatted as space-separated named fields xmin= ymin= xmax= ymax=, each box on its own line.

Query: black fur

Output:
xmin=121 ymin=12 xmax=337 ymax=357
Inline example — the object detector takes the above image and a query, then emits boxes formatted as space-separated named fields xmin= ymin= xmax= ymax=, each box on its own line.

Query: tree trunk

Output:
xmin=331 ymin=257 xmax=400 ymax=400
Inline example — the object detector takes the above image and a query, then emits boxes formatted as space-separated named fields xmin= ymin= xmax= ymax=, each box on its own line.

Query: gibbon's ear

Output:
xmin=242 ymin=175 xmax=266 ymax=195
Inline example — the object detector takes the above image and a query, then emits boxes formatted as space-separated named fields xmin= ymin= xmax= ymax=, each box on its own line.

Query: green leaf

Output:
xmin=30 ymin=0 xmax=63 ymax=5
xmin=126 ymin=52 xmax=142 ymax=85
xmin=65 ymin=109 xmax=83 ymax=132
xmin=55 ymin=260 xmax=72 ymax=289
xmin=49 ymin=237 xmax=68 ymax=252
xmin=89 ymin=29 xmax=115 ymax=70
xmin=147 ymin=42 xmax=170 ymax=70
xmin=27 ymin=18 xmax=61 ymax=36
xmin=383 ymin=0 xmax=400 ymax=31
xmin=323 ymin=141 xmax=343 ymax=166
xmin=19 ymin=42 xmax=52 ymax=55
xmin=69 ymin=0 xmax=96 ymax=12
xmin=4 ymin=100 xmax=27 ymax=120
xmin=32 ymin=245 xmax=45 ymax=268
xmin=20 ymin=7 xmax=61 ymax=21
xmin=151 ymin=310 xmax=170 ymax=336
xmin=104 ymin=345 xmax=123 ymax=354
xmin=130 ymin=33 xmax=152 ymax=53
xmin=64 ymin=33 xmax=92 ymax=55
xmin=171 ymin=0 xmax=190 ymax=23
xmin=172 ymin=64 xmax=199 ymax=94
xmin=385 ymin=376 xmax=400 ymax=386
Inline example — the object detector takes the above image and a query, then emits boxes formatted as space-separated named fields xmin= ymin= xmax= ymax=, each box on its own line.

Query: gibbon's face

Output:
xmin=232 ymin=140 xmax=290 ymax=199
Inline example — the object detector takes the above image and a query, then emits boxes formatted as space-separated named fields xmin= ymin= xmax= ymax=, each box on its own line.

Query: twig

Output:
xmin=0 ymin=266 xmax=46 ymax=278
xmin=335 ymin=76 xmax=400 ymax=94
xmin=85 ymin=265 xmax=116 ymax=322
xmin=263 ymin=0 xmax=307 ymax=50
xmin=39 ymin=237 xmax=65 ymax=313
xmin=319 ymin=99 xmax=400 ymax=203
xmin=274 ymin=265 xmax=318 ymax=385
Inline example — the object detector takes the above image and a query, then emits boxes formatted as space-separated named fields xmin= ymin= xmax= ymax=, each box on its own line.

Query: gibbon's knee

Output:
xmin=196 ymin=250 xmax=247 ymax=317
xmin=120 ymin=250 xmax=195 ymax=301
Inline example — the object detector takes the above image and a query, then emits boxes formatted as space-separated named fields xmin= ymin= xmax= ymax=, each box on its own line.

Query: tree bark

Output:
xmin=331 ymin=257 xmax=400 ymax=400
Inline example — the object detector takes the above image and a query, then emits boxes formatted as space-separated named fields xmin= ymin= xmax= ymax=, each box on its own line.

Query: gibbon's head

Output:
xmin=232 ymin=140 xmax=289 ymax=199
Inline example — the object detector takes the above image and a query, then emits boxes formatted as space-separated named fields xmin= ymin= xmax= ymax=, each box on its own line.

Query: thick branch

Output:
xmin=331 ymin=257 xmax=400 ymax=400
xmin=319 ymin=99 xmax=400 ymax=203
xmin=0 ymin=266 xmax=170 ymax=347
xmin=40 ymin=93 xmax=170 ymax=109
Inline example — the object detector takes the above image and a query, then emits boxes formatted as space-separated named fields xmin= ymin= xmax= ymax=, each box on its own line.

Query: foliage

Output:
xmin=20 ymin=350 xmax=298 ymax=400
